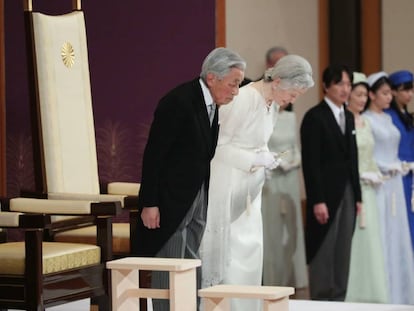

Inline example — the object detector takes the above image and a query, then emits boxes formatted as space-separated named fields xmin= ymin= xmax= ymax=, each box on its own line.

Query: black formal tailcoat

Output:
xmin=300 ymin=100 xmax=361 ymax=262
xmin=136 ymin=78 xmax=219 ymax=256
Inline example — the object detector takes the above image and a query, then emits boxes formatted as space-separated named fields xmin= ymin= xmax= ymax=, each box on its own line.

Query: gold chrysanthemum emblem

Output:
xmin=61 ymin=42 xmax=75 ymax=68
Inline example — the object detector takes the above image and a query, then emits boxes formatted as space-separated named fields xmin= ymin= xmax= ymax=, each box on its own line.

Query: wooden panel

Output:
xmin=0 ymin=0 xmax=5 ymax=196
xmin=215 ymin=0 xmax=225 ymax=47
xmin=361 ymin=0 xmax=381 ymax=74
xmin=318 ymin=0 xmax=329 ymax=98
xmin=329 ymin=0 xmax=360 ymax=69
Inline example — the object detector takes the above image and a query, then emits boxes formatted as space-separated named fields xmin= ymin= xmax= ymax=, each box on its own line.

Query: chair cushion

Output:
xmin=0 ymin=242 xmax=100 ymax=275
xmin=54 ymin=223 xmax=130 ymax=253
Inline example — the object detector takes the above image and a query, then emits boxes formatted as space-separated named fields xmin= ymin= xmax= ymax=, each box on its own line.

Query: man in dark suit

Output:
xmin=300 ymin=64 xmax=362 ymax=301
xmin=136 ymin=47 xmax=246 ymax=310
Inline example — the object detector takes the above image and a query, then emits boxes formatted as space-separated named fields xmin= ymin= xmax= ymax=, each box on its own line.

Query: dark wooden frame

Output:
xmin=361 ymin=0 xmax=381 ymax=74
xmin=319 ymin=0 xmax=329 ymax=98
xmin=215 ymin=0 xmax=225 ymax=47
xmin=318 ymin=0 xmax=381 ymax=95
xmin=0 ymin=201 xmax=120 ymax=311
xmin=0 ymin=0 xmax=6 ymax=197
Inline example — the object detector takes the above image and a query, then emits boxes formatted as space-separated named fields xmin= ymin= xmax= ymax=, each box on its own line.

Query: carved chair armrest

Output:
xmin=0 ymin=211 xmax=23 ymax=228
xmin=0 ymin=212 xmax=51 ymax=230
xmin=9 ymin=198 xmax=119 ymax=260
xmin=101 ymin=182 xmax=140 ymax=210
xmin=9 ymin=197 xmax=121 ymax=217
xmin=48 ymin=192 xmax=128 ymax=208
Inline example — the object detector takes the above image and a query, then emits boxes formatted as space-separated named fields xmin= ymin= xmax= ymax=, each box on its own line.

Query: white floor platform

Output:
xmin=290 ymin=300 xmax=414 ymax=311
xmin=13 ymin=298 xmax=413 ymax=311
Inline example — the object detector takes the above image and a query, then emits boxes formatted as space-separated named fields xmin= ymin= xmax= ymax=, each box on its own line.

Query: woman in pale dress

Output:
xmin=200 ymin=55 xmax=314 ymax=311
xmin=362 ymin=71 xmax=414 ymax=304
xmin=345 ymin=72 xmax=388 ymax=303
xmin=261 ymin=104 xmax=308 ymax=289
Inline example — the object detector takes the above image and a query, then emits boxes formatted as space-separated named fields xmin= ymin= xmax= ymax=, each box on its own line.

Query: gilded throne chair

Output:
xmin=23 ymin=0 xmax=140 ymax=258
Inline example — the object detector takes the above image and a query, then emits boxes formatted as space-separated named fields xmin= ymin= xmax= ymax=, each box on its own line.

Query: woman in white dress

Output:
xmin=200 ymin=55 xmax=314 ymax=311
xmin=261 ymin=105 xmax=308 ymax=289
xmin=362 ymin=71 xmax=414 ymax=304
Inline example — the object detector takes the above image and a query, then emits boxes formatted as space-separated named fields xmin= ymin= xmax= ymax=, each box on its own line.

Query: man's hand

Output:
xmin=313 ymin=202 xmax=329 ymax=224
xmin=356 ymin=202 xmax=365 ymax=228
xmin=356 ymin=201 xmax=362 ymax=215
xmin=141 ymin=206 xmax=160 ymax=229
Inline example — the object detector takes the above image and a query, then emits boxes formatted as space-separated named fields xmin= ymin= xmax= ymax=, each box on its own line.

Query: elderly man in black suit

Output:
xmin=136 ymin=47 xmax=246 ymax=311
xmin=300 ymin=64 xmax=362 ymax=301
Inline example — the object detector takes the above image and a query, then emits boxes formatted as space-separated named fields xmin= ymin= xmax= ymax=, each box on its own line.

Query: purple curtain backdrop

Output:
xmin=5 ymin=1 xmax=216 ymax=197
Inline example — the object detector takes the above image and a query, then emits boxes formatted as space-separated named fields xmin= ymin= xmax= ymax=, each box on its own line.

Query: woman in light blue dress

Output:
xmin=345 ymin=72 xmax=388 ymax=303
xmin=362 ymin=71 xmax=414 ymax=305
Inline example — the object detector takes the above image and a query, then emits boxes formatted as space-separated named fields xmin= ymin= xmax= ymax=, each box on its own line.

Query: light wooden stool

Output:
xmin=198 ymin=284 xmax=294 ymax=311
xmin=106 ymin=257 xmax=201 ymax=311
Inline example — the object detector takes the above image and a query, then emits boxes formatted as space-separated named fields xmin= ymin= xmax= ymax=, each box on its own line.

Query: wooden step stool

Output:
xmin=198 ymin=284 xmax=294 ymax=311
xmin=106 ymin=257 xmax=201 ymax=311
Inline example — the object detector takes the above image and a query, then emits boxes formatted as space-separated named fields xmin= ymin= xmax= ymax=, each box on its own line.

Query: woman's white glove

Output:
xmin=253 ymin=151 xmax=281 ymax=170
xmin=360 ymin=171 xmax=383 ymax=186
xmin=279 ymin=160 xmax=292 ymax=172
xmin=279 ymin=159 xmax=300 ymax=172
xmin=401 ymin=161 xmax=414 ymax=175
xmin=387 ymin=162 xmax=407 ymax=176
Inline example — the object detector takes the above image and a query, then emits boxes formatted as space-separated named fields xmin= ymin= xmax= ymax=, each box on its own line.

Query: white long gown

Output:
xmin=200 ymin=84 xmax=278 ymax=311
xmin=261 ymin=110 xmax=308 ymax=288
xmin=363 ymin=110 xmax=414 ymax=305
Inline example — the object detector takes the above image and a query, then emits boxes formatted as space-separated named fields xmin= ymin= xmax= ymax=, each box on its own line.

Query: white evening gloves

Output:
xmin=402 ymin=161 xmax=414 ymax=174
xmin=360 ymin=171 xmax=384 ymax=186
xmin=377 ymin=161 xmax=410 ymax=177
xmin=362 ymin=161 xmax=413 ymax=187
xmin=279 ymin=157 xmax=300 ymax=172
xmin=252 ymin=151 xmax=281 ymax=170
xmin=386 ymin=162 xmax=409 ymax=176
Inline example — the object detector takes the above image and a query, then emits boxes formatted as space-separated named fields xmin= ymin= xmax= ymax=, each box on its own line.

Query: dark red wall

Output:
xmin=5 ymin=1 xmax=216 ymax=196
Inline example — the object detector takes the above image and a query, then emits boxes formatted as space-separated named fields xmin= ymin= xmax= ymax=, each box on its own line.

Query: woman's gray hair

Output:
xmin=264 ymin=54 xmax=314 ymax=89
xmin=200 ymin=47 xmax=246 ymax=81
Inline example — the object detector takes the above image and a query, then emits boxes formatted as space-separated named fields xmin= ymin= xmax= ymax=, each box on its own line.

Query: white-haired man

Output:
xmin=137 ymin=47 xmax=246 ymax=311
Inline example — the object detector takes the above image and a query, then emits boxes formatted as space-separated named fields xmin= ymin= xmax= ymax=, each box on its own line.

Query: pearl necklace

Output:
xmin=260 ymin=81 xmax=273 ymax=112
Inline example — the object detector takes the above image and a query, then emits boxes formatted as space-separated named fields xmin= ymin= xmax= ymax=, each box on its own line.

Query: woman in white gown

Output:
xmin=362 ymin=71 xmax=414 ymax=305
xmin=261 ymin=106 xmax=308 ymax=289
xmin=200 ymin=55 xmax=314 ymax=311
